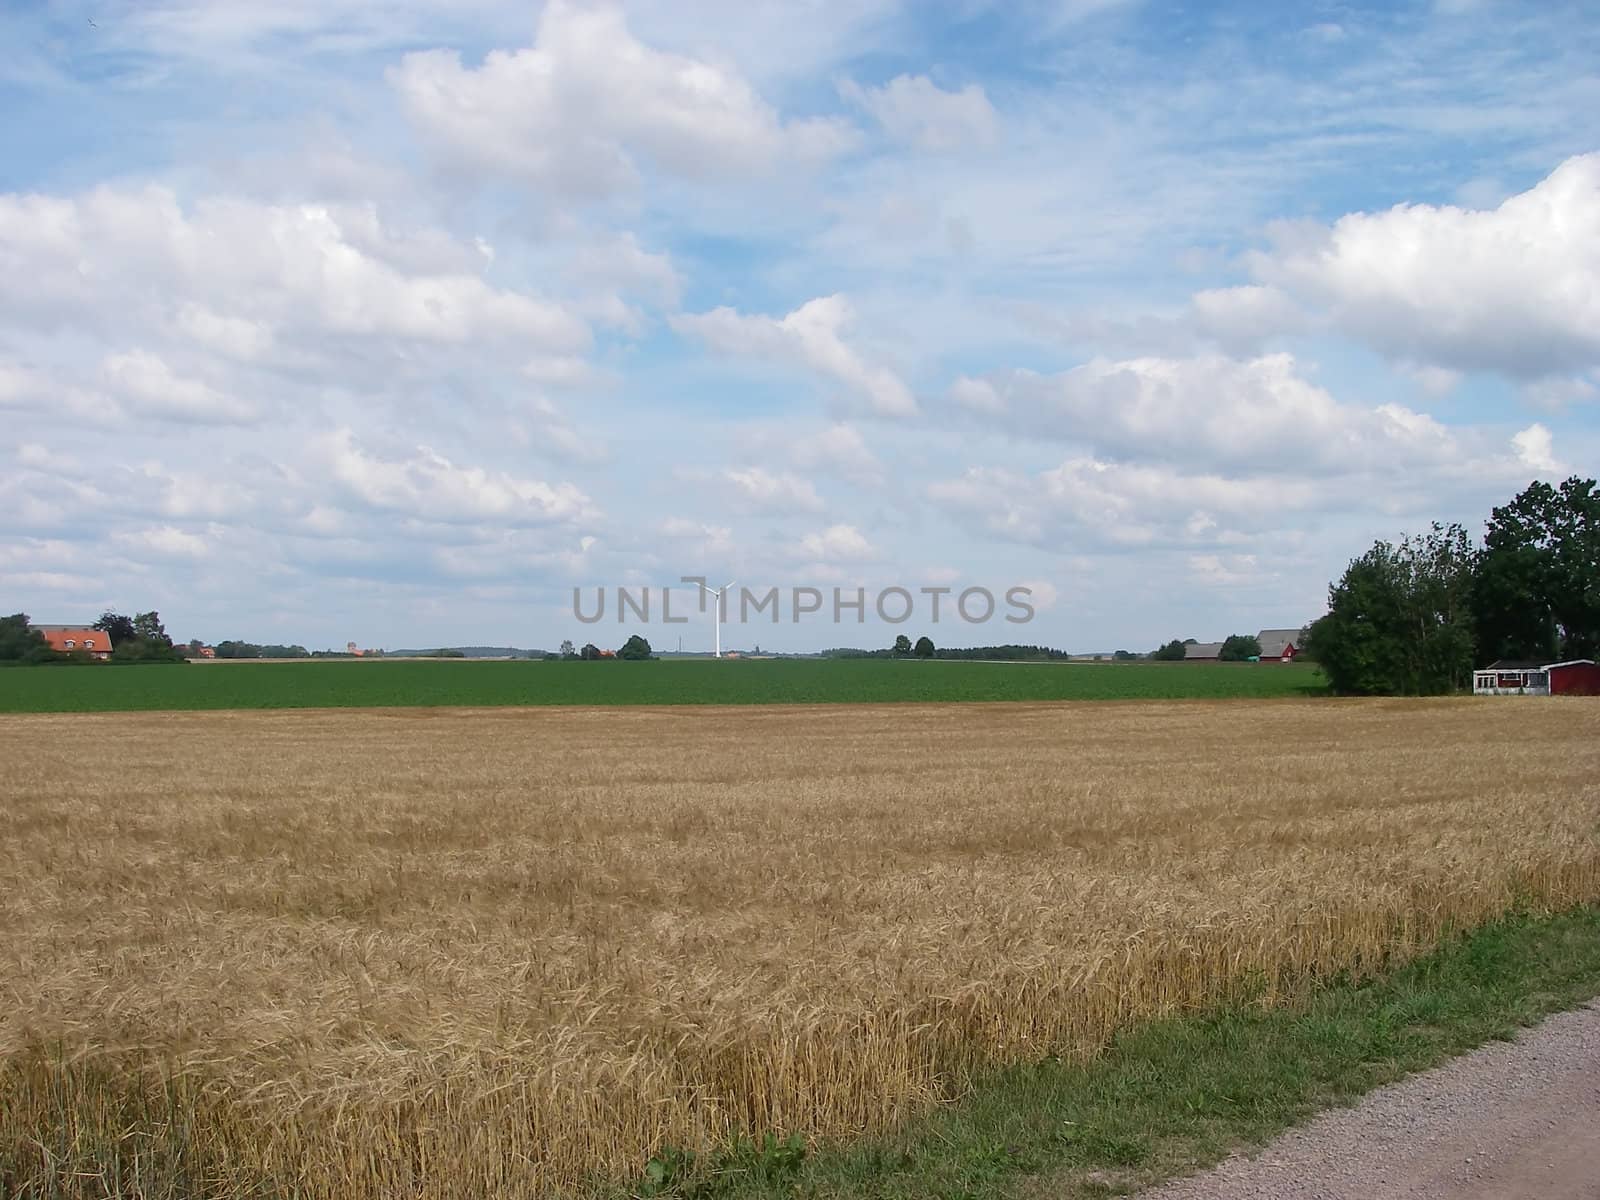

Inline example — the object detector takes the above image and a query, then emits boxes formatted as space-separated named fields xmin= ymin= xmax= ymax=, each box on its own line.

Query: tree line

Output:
xmin=1306 ymin=476 xmax=1599 ymax=695
xmin=547 ymin=635 xmax=656 ymax=660
xmin=1149 ymin=635 xmax=1262 ymax=661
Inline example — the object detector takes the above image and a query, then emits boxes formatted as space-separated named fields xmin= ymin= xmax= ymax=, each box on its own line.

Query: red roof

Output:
xmin=40 ymin=628 xmax=110 ymax=653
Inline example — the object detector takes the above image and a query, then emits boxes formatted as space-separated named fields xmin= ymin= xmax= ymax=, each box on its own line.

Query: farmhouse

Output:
xmin=32 ymin=625 xmax=112 ymax=659
xmin=1472 ymin=659 xmax=1600 ymax=696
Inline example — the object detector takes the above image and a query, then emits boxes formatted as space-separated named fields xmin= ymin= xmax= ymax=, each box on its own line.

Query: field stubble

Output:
xmin=2 ymin=698 xmax=1598 ymax=1197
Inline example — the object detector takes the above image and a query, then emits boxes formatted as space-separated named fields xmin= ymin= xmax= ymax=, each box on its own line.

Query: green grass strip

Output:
xmin=0 ymin=659 xmax=1326 ymax=713
xmin=622 ymin=905 xmax=1600 ymax=1200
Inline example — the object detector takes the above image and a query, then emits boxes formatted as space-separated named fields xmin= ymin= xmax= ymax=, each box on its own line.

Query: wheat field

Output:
xmin=3 ymin=698 xmax=1598 ymax=1197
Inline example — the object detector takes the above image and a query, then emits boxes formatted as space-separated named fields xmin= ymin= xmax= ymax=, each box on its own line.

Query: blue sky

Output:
xmin=2 ymin=0 xmax=1597 ymax=652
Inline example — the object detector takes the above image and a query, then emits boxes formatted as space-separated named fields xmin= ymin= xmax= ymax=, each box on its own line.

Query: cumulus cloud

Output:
xmin=674 ymin=295 xmax=917 ymax=416
xmin=113 ymin=525 xmax=210 ymax=560
xmin=658 ymin=517 xmax=735 ymax=556
xmin=1248 ymin=153 xmax=1600 ymax=378
xmin=788 ymin=423 xmax=884 ymax=487
xmin=390 ymin=0 xmax=854 ymax=197
xmin=723 ymin=467 xmax=826 ymax=513
xmin=101 ymin=351 xmax=258 ymax=425
xmin=947 ymin=353 xmax=1463 ymax=473
xmin=796 ymin=523 xmax=877 ymax=562
xmin=1512 ymin=423 xmax=1560 ymax=472
xmin=929 ymin=458 xmax=1316 ymax=550
xmin=840 ymin=74 xmax=1000 ymax=151
xmin=0 ymin=188 xmax=589 ymax=354
xmin=316 ymin=430 xmax=595 ymax=525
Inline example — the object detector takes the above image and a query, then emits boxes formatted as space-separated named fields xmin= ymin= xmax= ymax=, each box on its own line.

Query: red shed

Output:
xmin=1549 ymin=660 xmax=1600 ymax=695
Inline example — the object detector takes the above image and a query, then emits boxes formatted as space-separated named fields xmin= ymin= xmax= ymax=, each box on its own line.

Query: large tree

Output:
xmin=913 ymin=636 xmax=935 ymax=658
xmin=132 ymin=611 xmax=173 ymax=648
xmin=1218 ymin=634 xmax=1262 ymax=662
xmin=617 ymin=634 xmax=654 ymax=660
xmin=1150 ymin=638 xmax=1187 ymax=661
xmin=1305 ymin=523 xmax=1477 ymax=695
xmin=0 ymin=613 xmax=55 ymax=664
xmin=1474 ymin=476 xmax=1600 ymax=662
xmin=93 ymin=611 xmax=136 ymax=646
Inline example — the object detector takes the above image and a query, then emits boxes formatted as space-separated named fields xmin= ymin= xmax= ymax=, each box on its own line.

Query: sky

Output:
xmin=2 ymin=0 xmax=1597 ymax=654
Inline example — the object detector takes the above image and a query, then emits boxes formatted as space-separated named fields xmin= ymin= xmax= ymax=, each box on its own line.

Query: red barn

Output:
xmin=1256 ymin=629 xmax=1304 ymax=662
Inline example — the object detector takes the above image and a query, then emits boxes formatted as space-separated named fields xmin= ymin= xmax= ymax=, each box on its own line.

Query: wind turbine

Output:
xmin=698 ymin=580 xmax=736 ymax=658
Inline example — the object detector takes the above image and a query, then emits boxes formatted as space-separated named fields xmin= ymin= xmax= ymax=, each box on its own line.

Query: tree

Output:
xmin=1306 ymin=523 xmax=1477 ymax=695
xmin=618 ymin=634 xmax=654 ymax=660
xmin=1218 ymin=634 xmax=1262 ymax=662
xmin=913 ymin=636 xmax=935 ymax=658
xmin=1474 ymin=476 xmax=1600 ymax=662
xmin=133 ymin=611 xmax=172 ymax=648
xmin=580 ymin=642 xmax=602 ymax=660
xmin=559 ymin=639 xmax=577 ymax=659
xmin=1113 ymin=649 xmax=1137 ymax=661
xmin=94 ymin=612 xmax=136 ymax=646
xmin=892 ymin=634 xmax=912 ymax=657
xmin=0 ymin=613 xmax=56 ymax=664
xmin=1151 ymin=639 xmax=1187 ymax=661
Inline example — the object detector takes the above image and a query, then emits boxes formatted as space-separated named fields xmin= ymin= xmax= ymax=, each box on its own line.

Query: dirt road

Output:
xmin=1143 ymin=1003 xmax=1600 ymax=1199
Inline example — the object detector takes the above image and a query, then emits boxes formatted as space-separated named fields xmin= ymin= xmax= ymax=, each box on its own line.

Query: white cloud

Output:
xmin=101 ymin=351 xmax=258 ymax=425
xmin=1187 ymin=285 xmax=1304 ymax=351
xmin=723 ymin=467 xmax=825 ymax=514
xmin=1016 ymin=579 xmax=1060 ymax=612
xmin=113 ymin=526 xmax=210 ymax=560
xmin=390 ymin=0 xmax=855 ymax=197
xmin=1521 ymin=374 xmax=1598 ymax=410
xmin=788 ymin=424 xmax=884 ymax=487
xmin=317 ymin=430 xmax=595 ymax=525
xmin=796 ymin=523 xmax=877 ymax=562
xmin=1249 ymin=153 xmax=1600 ymax=378
xmin=1188 ymin=554 xmax=1263 ymax=587
xmin=0 ymin=188 xmax=590 ymax=354
xmin=949 ymin=353 xmax=1463 ymax=474
xmin=929 ymin=458 xmax=1315 ymax=550
xmin=1512 ymin=423 xmax=1560 ymax=472
xmin=173 ymin=305 xmax=275 ymax=362
xmin=840 ymin=74 xmax=1000 ymax=151
xmin=950 ymin=376 xmax=1005 ymax=414
xmin=658 ymin=517 xmax=734 ymax=556
xmin=674 ymin=295 xmax=917 ymax=417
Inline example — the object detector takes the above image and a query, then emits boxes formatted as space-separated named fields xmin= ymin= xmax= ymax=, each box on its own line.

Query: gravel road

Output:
xmin=1141 ymin=1002 xmax=1600 ymax=1199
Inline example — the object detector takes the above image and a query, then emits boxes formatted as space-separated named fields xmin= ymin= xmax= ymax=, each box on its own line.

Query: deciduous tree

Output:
xmin=1306 ymin=523 xmax=1477 ymax=695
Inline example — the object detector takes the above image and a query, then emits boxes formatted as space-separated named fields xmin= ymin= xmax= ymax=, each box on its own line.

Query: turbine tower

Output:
xmin=698 ymin=580 xmax=735 ymax=658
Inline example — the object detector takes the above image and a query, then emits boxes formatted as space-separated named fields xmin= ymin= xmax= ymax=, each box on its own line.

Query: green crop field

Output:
xmin=0 ymin=658 xmax=1324 ymax=713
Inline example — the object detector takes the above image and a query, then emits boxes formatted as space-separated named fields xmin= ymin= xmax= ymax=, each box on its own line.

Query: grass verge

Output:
xmin=618 ymin=905 xmax=1600 ymax=1200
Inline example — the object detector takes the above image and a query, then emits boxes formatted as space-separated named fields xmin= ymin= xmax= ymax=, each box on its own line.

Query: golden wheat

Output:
xmin=2 ymin=697 xmax=1598 ymax=1197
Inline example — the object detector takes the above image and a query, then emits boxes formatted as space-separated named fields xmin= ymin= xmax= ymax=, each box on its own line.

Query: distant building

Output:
xmin=1256 ymin=629 xmax=1304 ymax=662
xmin=1473 ymin=659 xmax=1600 ymax=696
xmin=347 ymin=641 xmax=364 ymax=657
xmin=32 ymin=626 xmax=112 ymax=659
xmin=1183 ymin=628 xmax=1305 ymax=663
